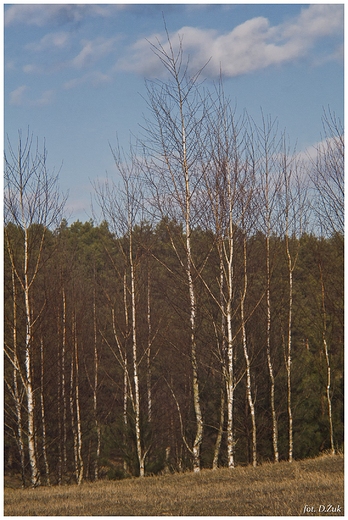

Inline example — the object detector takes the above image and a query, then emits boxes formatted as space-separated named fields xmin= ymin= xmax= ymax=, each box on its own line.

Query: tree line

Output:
xmin=4 ymin=37 xmax=343 ymax=487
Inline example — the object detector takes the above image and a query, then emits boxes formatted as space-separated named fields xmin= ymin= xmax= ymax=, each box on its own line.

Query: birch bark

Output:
xmin=282 ymin=149 xmax=303 ymax=464
xmin=240 ymin=234 xmax=257 ymax=467
xmin=24 ymin=228 xmax=41 ymax=487
xmin=40 ymin=337 xmax=51 ymax=485
xmin=93 ymin=284 xmax=101 ymax=480
xmin=73 ymin=312 xmax=84 ymax=485
xmin=129 ymin=229 xmax=145 ymax=477
xmin=9 ymin=269 xmax=26 ymax=486
xmin=319 ymin=263 xmax=335 ymax=455
xmin=146 ymin=269 xmax=152 ymax=424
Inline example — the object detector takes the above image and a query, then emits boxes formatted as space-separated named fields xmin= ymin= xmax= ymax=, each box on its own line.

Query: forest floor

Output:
xmin=4 ymin=453 xmax=344 ymax=516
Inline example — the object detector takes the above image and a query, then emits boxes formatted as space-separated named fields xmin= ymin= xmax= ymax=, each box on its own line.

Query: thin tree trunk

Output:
xmin=225 ymin=173 xmax=235 ymax=470
xmin=319 ymin=263 xmax=335 ymax=455
xmin=258 ymin=113 xmax=281 ymax=464
xmin=73 ymin=312 xmax=84 ymax=485
xmin=69 ymin=331 xmax=78 ymax=483
xmin=213 ymin=251 xmax=226 ymax=471
xmin=62 ymin=286 xmax=68 ymax=476
xmin=241 ymin=235 xmax=257 ymax=467
xmin=266 ymin=235 xmax=279 ymax=463
xmin=188 ymin=254 xmax=202 ymax=473
xmin=129 ymin=233 xmax=145 ymax=477
xmin=147 ymin=268 xmax=152 ymax=423
xmin=282 ymin=139 xmax=303 ymax=464
xmin=93 ymin=285 xmax=101 ymax=480
xmin=212 ymin=385 xmax=225 ymax=470
xmin=57 ymin=303 xmax=62 ymax=485
xmin=285 ymin=238 xmax=293 ymax=463
xmin=40 ymin=337 xmax=51 ymax=485
xmin=11 ymin=270 xmax=26 ymax=487
xmin=183 ymin=117 xmax=203 ymax=473
xmin=123 ymin=271 xmax=129 ymax=474
xmin=24 ymin=228 xmax=40 ymax=487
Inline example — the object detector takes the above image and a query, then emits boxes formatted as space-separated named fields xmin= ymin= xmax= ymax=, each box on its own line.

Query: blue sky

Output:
xmin=4 ymin=3 xmax=344 ymax=223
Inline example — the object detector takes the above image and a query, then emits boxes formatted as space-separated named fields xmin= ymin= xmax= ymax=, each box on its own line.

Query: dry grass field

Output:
xmin=4 ymin=453 xmax=344 ymax=516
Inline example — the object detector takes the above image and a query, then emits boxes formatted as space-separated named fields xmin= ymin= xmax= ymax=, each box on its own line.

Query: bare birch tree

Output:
xmin=255 ymin=114 xmax=283 ymax=463
xmin=239 ymin=149 xmax=258 ymax=467
xmin=310 ymin=109 xmax=344 ymax=237
xmin=309 ymin=108 xmax=343 ymax=455
xmin=95 ymin=144 xmax=149 ymax=477
xmin=201 ymin=86 xmax=249 ymax=469
xmin=4 ymin=129 xmax=65 ymax=487
xmin=140 ymin=30 xmax=211 ymax=472
xmin=280 ymin=142 xmax=307 ymax=463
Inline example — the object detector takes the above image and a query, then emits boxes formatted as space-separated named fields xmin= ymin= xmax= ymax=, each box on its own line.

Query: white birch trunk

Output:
xmin=213 ymin=251 xmax=227 ymax=470
xmin=259 ymin=114 xmax=280 ymax=464
xmin=282 ymin=140 xmax=303 ymax=465
xmin=147 ymin=269 xmax=152 ymax=423
xmin=129 ymin=232 xmax=145 ymax=477
xmin=181 ymin=93 xmax=203 ymax=473
xmin=13 ymin=371 xmax=26 ymax=487
xmin=10 ymin=270 xmax=26 ymax=487
xmin=93 ymin=286 xmax=101 ymax=480
xmin=285 ymin=224 xmax=293 ymax=463
xmin=225 ymin=174 xmax=235 ymax=470
xmin=266 ymin=235 xmax=279 ymax=463
xmin=123 ymin=272 xmax=129 ymax=473
xmin=241 ymin=235 xmax=257 ymax=467
xmin=73 ymin=313 xmax=84 ymax=485
xmin=212 ymin=385 xmax=225 ymax=470
xmin=24 ymin=227 xmax=41 ymax=487
xmin=62 ymin=287 xmax=68 ymax=475
xmin=40 ymin=337 xmax=51 ymax=485
xmin=319 ymin=264 xmax=335 ymax=454
xmin=186 ymin=171 xmax=203 ymax=474
xmin=57 ymin=304 xmax=62 ymax=485
xmin=69 ymin=337 xmax=79 ymax=482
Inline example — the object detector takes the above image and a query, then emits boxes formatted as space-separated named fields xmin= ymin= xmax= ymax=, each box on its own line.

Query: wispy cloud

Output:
xmin=70 ymin=37 xmax=119 ymax=69
xmin=9 ymin=85 xmax=55 ymax=107
xmin=4 ymin=4 xmax=123 ymax=27
xmin=25 ymin=31 xmax=71 ymax=52
xmin=23 ymin=64 xmax=43 ymax=74
xmin=118 ymin=4 xmax=343 ymax=78
xmin=22 ymin=34 xmax=118 ymax=87
xmin=64 ymin=71 xmax=112 ymax=90
xmin=9 ymin=85 xmax=28 ymax=106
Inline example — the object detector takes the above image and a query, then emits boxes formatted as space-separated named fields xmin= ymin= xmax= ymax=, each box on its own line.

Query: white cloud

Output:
xmin=118 ymin=4 xmax=343 ymax=78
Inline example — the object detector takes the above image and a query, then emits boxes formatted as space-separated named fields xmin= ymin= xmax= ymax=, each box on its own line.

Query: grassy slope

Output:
xmin=4 ymin=454 xmax=344 ymax=516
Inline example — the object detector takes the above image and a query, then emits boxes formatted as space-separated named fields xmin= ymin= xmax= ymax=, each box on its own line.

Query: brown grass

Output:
xmin=4 ymin=453 xmax=344 ymax=516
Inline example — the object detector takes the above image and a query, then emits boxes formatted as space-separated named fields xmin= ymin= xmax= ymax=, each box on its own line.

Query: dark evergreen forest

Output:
xmin=4 ymin=41 xmax=344 ymax=487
